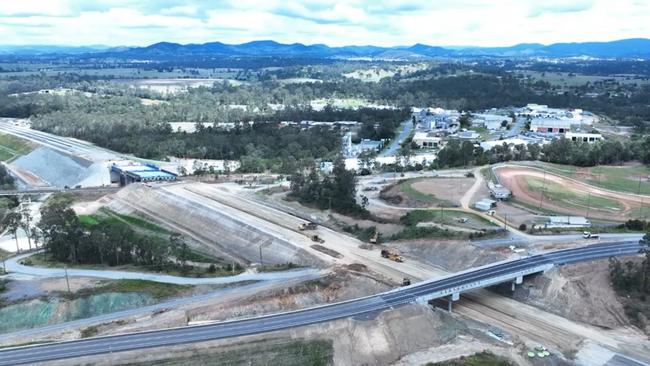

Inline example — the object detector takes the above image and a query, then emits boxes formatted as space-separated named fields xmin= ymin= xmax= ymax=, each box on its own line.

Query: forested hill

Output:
xmin=4 ymin=38 xmax=650 ymax=59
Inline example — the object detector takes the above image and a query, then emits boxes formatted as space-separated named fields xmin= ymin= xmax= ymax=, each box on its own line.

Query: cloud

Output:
xmin=0 ymin=0 xmax=647 ymax=47
xmin=527 ymin=0 xmax=595 ymax=17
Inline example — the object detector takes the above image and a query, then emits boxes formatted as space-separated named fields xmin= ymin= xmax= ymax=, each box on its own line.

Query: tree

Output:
xmin=459 ymin=113 xmax=472 ymax=129
xmin=4 ymin=212 xmax=22 ymax=253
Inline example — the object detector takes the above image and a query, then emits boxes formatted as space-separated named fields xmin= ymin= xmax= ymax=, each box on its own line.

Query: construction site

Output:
xmin=1 ymin=120 xmax=650 ymax=366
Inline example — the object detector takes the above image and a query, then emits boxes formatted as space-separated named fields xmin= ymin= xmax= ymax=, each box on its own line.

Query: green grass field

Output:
xmin=0 ymin=133 xmax=35 ymax=161
xmin=534 ymin=162 xmax=650 ymax=195
xmin=400 ymin=209 xmax=497 ymax=229
xmin=425 ymin=351 xmax=513 ymax=366
xmin=524 ymin=175 xmax=623 ymax=212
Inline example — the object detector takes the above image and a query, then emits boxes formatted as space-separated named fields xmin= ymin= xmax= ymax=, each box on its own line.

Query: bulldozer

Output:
xmin=299 ymin=222 xmax=318 ymax=231
xmin=311 ymin=235 xmax=325 ymax=243
xmin=380 ymin=249 xmax=404 ymax=262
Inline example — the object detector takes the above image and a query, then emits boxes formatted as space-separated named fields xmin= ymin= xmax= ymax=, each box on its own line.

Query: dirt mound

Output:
xmin=10 ymin=147 xmax=111 ymax=188
xmin=390 ymin=240 xmax=506 ymax=272
xmin=505 ymin=260 xmax=628 ymax=329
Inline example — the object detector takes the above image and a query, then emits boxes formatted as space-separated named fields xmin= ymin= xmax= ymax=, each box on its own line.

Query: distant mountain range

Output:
xmin=2 ymin=38 xmax=650 ymax=59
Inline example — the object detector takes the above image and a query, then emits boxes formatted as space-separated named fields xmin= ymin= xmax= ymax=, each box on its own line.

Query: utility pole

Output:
xmin=538 ymin=169 xmax=546 ymax=211
xmin=64 ymin=267 xmax=71 ymax=294
xmin=259 ymin=245 xmax=263 ymax=267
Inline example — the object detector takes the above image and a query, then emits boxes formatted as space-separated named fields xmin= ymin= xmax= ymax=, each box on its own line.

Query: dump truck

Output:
xmin=380 ymin=249 xmax=404 ymax=262
xmin=311 ymin=235 xmax=325 ymax=243
xmin=299 ymin=222 xmax=318 ymax=231
xmin=583 ymin=231 xmax=600 ymax=239
xmin=369 ymin=230 xmax=379 ymax=244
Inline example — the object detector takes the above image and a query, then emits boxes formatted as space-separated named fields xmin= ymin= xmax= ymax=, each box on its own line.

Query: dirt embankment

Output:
xmin=503 ymin=259 xmax=629 ymax=329
xmin=187 ymin=270 xmax=391 ymax=324
xmin=390 ymin=240 xmax=508 ymax=273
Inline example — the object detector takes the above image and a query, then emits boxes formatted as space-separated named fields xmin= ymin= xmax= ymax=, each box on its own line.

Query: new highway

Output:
xmin=0 ymin=240 xmax=643 ymax=365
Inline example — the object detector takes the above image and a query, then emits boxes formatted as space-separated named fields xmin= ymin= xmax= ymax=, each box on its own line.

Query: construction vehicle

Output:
xmin=380 ymin=249 xmax=404 ymax=262
xmin=369 ymin=230 xmax=379 ymax=244
xmin=401 ymin=277 xmax=411 ymax=286
xmin=583 ymin=231 xmax=600 ymax=239
xmin=299 ymin=222 xmax=318 ymax=231
xmin=311 ymin=235 xmax=325 ymax=243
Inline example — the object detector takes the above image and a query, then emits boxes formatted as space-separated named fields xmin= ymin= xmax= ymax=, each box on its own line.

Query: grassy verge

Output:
xmin=392 ymin=209 xmax=504 ymax=241
xmin=400 ymin=209 xmax=497 ymax=228
xmin=425 ymin=351 xmax=514 ymax=366
xmin=0 ymin=133 xmax=35 ymax=161
xmin=121 ymin=339 xmax=333 ymax=366
xmin=23 ymin=252 xmax=242 ymax=278
xmin=73 ymin=279 xmax=190 ymax=300
xmin=258 ymin=263 xmax=302 ymax=272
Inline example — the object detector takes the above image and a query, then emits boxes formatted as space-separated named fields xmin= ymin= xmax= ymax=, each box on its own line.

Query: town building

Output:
xmin=341 ymin=132 xmax=384 ymax=158
xmin=564 ymin=132 xmax=603 ymax=143
xmin=412 ymin=131 xmax=443 ymax=149
xmin=530 ymin=118 xmax=572 ymax=133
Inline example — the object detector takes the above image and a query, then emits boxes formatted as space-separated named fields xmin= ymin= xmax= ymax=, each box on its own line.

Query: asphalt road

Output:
xmin=380 ymin=120 xmax=413 ymax=157
xmin=5 ymin=252 xmax=323 ymax=285
xmin=0 ymin=241 xmax=642 ymax=365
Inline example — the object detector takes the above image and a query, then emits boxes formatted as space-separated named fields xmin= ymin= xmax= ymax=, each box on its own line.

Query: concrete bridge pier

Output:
xmin=511 ymin=275 xmax=523 ymax=292
xmin=447 ymin=292 xmax=460 ymax=312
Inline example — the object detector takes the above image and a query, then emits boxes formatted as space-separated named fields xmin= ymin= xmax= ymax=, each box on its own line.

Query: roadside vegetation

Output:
xmin=73 ymin=279 xmax=190 ymax=300
xmin=121 ymin=339 xmax=333 ymax=366
xmin=425 ymin=351 xmax=514 ymax=366
xmin=609 ymin=236 xmax=650 ymax=327
xmin=0 ymin=164 xmax=15 ymax=190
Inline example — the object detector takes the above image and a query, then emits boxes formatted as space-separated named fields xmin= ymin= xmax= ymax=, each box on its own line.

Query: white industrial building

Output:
xmin=565 ymin=132 xmax=603 ymax=143
xmin=474 ymin=198 xmax=497 ymax=211
xmin=412 ymin=131 xmax=443 ymax=149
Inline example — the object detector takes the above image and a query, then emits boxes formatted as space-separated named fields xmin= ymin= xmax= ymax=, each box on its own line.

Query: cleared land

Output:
xmin=381 ymin=177 xmax=474 ymax=208
xmin=496 ymin=166 xmax=648 ymax=221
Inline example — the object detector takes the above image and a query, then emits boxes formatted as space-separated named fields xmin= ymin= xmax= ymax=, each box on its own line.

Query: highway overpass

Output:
xmin=0 ymin=240 xmax=643 ymax=365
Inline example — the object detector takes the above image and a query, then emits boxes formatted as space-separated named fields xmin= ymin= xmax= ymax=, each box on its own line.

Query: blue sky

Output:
xmin=0 ymin=0 xmax=648 ymax=47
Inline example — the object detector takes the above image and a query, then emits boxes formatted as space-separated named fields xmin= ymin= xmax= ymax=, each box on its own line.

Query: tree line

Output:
xmin=434 ymin=136 xmax=650 ymax=169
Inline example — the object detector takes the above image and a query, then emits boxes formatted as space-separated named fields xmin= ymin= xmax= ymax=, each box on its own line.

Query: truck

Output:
xmin=369 ymin=230 xmax=379 ymax=244
xmin=299 ymin=222 xmax=318 ymax=231
xmin=583 ymin=231 xmax=600 ymax=239
xmin=380 ymin=249 xmax=404 ymax=262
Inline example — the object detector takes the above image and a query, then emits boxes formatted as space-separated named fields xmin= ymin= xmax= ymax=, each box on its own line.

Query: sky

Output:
xmin=0 ymin=0 xmax=649 ymax=47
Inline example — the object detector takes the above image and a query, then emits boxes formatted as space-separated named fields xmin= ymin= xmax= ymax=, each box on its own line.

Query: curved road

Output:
xmin=0 ymin=241 xmax=643 ymax=365
xmin=4 ymin=252 xmax=323 ymax=285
